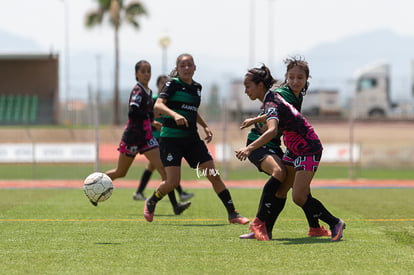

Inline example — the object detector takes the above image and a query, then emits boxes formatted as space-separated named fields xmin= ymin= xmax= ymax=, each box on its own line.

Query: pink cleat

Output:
xmin=249 ymin=217 xmax=270 ymax=241
xmin=308 ymin=226 xmax=332 ymax=237
xmin=144 ymin=199 xmax=156 ymax=222
xmin=228 ymin=211 xmax=249 ymax=225
xmin=239 ymin=232 xmax=256 ymax=239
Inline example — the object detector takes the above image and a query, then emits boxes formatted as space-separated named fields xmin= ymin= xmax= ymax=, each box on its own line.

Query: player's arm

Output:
xmin=154 ymin=98 xmax=189 ymax=127
xmin=240 ymin=114 xmax=266 ymax=129
xmin=235 ymin=118 xmax=278 ymax=161
xmin=128 ymin=104 xmax=149 ymax=120
xmin=197 ymin=113 xmax=213 ymax=143
xmin=152 ymin=120 xmax=162 ymax=131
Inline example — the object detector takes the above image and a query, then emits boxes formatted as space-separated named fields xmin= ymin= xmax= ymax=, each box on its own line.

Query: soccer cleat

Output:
xmin=228 ymin=211 xmax=250 ymax=225
xmin=132 ymin=192 xmax=146 ymax=201
xmin=308 ymin=226 xmax=332 ymax=237
xmin=239 ymin=232 xmax=256 ymax=239
xmin=143 ymin=199 xmax=156 ymax=222
xmin=179 ymin=191 xmax=194 ymax=202
xmin=331 ymin=219 xmax=346 ymax=242
xmin=174 ymin=201 xmax=192 ymax=215
xmin=249 ymin=217 xmax=270 ymax=241
xmin=239 ymin=231 xmax=273 ymax=240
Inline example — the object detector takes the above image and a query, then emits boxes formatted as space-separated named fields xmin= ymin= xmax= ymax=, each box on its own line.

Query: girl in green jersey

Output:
xmin=143 ymin=53 xmax=249 ymax=225
xmin=239 ymin=57 xmax=331 ymax=240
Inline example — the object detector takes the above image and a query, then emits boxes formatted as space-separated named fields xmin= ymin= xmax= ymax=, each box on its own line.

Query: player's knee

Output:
xmin=172 ymin=181 xmax=180 ymax=189
xmin=270 ymin=167 xmax=286 ymax=182
xmin=166 ymin=179 xmax=179 ymax=189
xmin=292 ymin=194 xmax=306 ymax=207
xmin=275 ymin=188 xmax=288 ymax=198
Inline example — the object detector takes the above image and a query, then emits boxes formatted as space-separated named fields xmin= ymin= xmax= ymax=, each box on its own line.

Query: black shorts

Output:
xmin=159 ymin=137 xmax=213 ymax=168
xmin=247 ymin=139 xmax=284 ymax=173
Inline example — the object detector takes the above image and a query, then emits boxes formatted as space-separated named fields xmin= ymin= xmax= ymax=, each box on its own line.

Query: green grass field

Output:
xmin=1 ymin=163 xmax=414 ymax=180
xmin=0 ymin=188 xmax=413 ymax=274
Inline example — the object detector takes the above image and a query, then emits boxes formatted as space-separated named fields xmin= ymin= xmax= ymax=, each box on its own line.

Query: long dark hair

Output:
xmin=282 ymin=56 xmax=311 ymax=95
xmin=169 ymin=53 xmax=194 ymax=78
xmin=246 ymin=64 xmax=277 ymax=90
xmin=134 ymin=60 xmax=150 ymax=81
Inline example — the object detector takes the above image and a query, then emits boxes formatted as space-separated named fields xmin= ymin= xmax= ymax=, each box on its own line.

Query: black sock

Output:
xmin=149 ymin=190 xmax=165 ymax=203
xmin=266 ymin=197 xmax=286 ymax=234
xmin=137 ymin=169 xmax=152 ymax=193
xmin=256 ymin=177 xmax=282 ymax=223
xmin=303 ymin=194 xmax=321 ymax=228
xmin=302 ymin=195 xmax=339 ymax=228
xmin=167 ymin=191 xmax=178 ymax=207
xmin=175 ymin=185 xmax=183 ymax=195
xmin=217 ymin=189 xmax=235 ymax=214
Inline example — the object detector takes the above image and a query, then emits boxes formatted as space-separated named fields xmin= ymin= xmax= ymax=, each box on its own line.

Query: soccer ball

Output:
xmin=83 ymin=172 xmax=113 ymax=206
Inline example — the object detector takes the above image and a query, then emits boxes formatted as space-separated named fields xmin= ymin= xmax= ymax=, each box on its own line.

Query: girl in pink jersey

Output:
xmin=105 ymin=60 xmax=191 ymax=215
xmin=235 ymin=64 xmax=345 ymax=242
xmin=238 ymin=57 xmax=331 ymax=240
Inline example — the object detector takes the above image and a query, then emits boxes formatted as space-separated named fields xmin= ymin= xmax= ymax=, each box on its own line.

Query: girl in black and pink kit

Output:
xmin=239 ymin=57 xmax=331 ymax=240
xmin=235 ymin=64 xmax=345 ymax=242
xmin=105 ymin=60 xmax=190 ymax=215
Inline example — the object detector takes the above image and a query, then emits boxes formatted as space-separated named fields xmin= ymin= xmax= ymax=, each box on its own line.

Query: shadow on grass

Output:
xmin=273 ymin=237 xmax=332 ymax=245
xmin=94 ymin=242 xmax=122 ymax=245
xmin=181 ymin=224 xmax=225 ymax=227
xmin=161 ymin=222 xmax=225 ymax=227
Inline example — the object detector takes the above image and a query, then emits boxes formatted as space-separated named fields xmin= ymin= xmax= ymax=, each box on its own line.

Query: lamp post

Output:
xmin=61 ymin=0 xmax=71 ymax=124
xmin=159 ymin=35 xmax=171 ymax=75
xmin=249 ymin=0 xmax=255 ymax=67
xmin=268 ymin=0 xmax=275 ymax=69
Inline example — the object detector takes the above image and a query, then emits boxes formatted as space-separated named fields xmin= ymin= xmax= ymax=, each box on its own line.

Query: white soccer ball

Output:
xmin=83 ymin=172 xmax=113 ymax=206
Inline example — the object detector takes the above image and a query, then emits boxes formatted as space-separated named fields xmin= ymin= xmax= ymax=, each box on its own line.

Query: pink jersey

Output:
xmin=263 ymin=91 xmax=322 ymax=156
xmin=119 ymin=82 xmax=158 ymax=155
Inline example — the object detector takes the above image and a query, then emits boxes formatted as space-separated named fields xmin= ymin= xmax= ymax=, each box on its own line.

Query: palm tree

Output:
xmin=85 ymin=0 xmax=147 ymax=125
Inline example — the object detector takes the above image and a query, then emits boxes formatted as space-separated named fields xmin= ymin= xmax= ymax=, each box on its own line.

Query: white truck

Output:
xmin=228 ymin=79 xmax=342 ymax=118
xmin=353 ymin=63 xmax=396 ymax=118
xmin=227 ymin=79 xmax=262 ymax=119
xmin=227 ymin=63 xmax=413 ymax=119
xmin=301 ymin=89 xmax=342 ymax=117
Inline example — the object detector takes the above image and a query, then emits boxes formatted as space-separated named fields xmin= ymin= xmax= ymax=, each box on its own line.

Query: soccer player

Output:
xmin=133 ymin=74 xmax=194 ymax=202
xmin=235 ymin=64 xmax=345 ymax=241
xmin=143 ymin=53 xmax=249 ymax=224
xmin=105 ymin=60 xmax=191 ymax=215
xmin=239 ymin=57 xmax=331 ymax=239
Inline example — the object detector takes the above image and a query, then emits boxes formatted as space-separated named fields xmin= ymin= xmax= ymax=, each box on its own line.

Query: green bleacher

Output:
xmin=0 ymin=95 xmax=5 ymax=122
xmin=0 ymin=94 xmax=39 ymax=125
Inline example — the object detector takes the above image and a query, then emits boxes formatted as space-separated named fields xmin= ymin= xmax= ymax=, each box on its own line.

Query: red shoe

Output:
xmin=249 ymin=217 xmax=270 ymax=241
xmin=228 ymin=211 xmax=249 ymax=225
xmin=144 ymin=199 xmax=155 ymax=222
xmin=239 ymin=231 xmax=273 ymax=240
xmin=308 ymin=226 xmax=332 ymax=237
xmin=239 ymin=232 xmax=256 ymax=239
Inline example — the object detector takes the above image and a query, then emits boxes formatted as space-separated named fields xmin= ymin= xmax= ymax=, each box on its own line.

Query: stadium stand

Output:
xmin=0 ymin=94 xmax=39 ymax=125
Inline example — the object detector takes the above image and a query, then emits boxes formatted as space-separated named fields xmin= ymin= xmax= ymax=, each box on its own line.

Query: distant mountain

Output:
xmin=0 ymin=30 xmax=42 ymax=52
xmin=303 ymin=29 xmax=414 ymax=102
xmin=1 ymin=28 xmax=413 ymax=103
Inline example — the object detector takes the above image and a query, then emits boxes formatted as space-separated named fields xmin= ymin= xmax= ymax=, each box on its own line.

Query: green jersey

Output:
xmin=151 ymin=94 xmax=161 ymax=139
xmin=246 ymin=86 xmax=303 ymax=149
xmin=276 ymin=86 xmax=303 ymax=112
xmin=158 ymin=78 xmax=202 ymax=138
